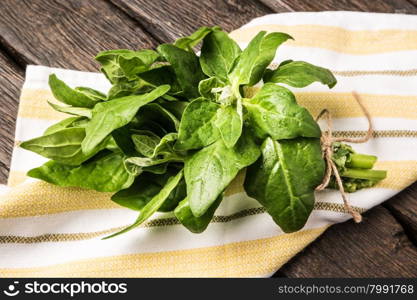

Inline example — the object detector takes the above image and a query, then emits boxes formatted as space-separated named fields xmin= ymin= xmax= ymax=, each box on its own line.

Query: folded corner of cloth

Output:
xmin=1 ymin=11 xmax=417 ymax=277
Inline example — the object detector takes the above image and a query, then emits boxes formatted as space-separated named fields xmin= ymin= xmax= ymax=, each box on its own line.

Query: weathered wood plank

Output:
xmin=276 ymin=206 xmax=417 ymax=277
xmin=260 ymin=0 xmax=417 ymax=13
xmin=0 ymin=0 xmax=157 ymax=71
xmin=109 ymin=0 xmax=273 ymax=43
xmin=385 ymin=182 xmax=417 ymax=244
xmin=0 ymin=51 xmax=23 ymax=184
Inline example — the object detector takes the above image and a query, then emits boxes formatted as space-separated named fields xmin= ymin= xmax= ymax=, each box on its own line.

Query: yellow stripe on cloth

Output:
xmin=296 ymin=92 xmax=417 ymax=119
xmin=230 ymin=24 xmax=417 ymax=54
xmin=3 ymin=161 xmax=416 ymax=218
xmin=0 ymin=204 xmax=361 ymax=245
xmin=18 ymin=89 xmax=417 ymax=121
xmin=18 ymin=89 xmax=69 ymax=120
xmin=0 ymin=226 xmax=327 ymax=277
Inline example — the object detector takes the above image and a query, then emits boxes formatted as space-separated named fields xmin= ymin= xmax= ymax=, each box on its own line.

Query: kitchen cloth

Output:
xmin=0 ymin=11 xmax=417 ymax=277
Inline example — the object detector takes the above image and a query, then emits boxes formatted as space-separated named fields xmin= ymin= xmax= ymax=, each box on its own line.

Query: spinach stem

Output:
xmin=346 ymin=153 xmax=377 ymax=169
xmin=341 ymin=168 xmax=387 ymax=181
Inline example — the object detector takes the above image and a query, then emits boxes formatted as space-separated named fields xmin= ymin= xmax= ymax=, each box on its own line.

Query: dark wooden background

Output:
xmin=0 ymin=0 xmax=416 ymax=277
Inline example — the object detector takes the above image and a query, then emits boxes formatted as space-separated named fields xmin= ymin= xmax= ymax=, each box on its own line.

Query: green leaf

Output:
xmin=174 ymin=195 xmax=222 ymax=233
xmin=111 ymin=170 xmax=186 ymax=212
xmin=48 ymin=101 xmax=92 ymax=118
xmin=264 ymin=60 xmax=337 ymax=88
xmin=200 ymin=29 xmax=241 ymax=81
xmin=104 ymin=169 xmax=184 ymax=239
xmin=82 ymin=85 xmax=170 ymax=154
xmin=111 ymin=176 xmax=161 ymax=211
xmin=28 ymin=151 xmax=135 ymax=192
xmin=20 ymin=127 xmax=108 ymax=165
xmin=174 ymin=26 xmax=217 ymax=51
xmin=110 ymin=125 xmax=138 ymax=156
xmin=106 ymin=78 xmax=142 ymax=100
xmin=125 ymin=133 xmax=182 ymax=171
xmin=48 ymin=74 xmax=100 ymax=108
xmin=157 ymin=44 xmax=206 ymax=98
xmin=243 ymin=83 xmax=321 ymax=140
xmin=74 ymin=87 xmax=107 ymax=101
xmin=132 ymin=132 xmax=161 ymax=158
xmin=125 ymin=154 xmax=182 ymax=169
xmin=229 ymin=31 xmax=292 ymax=86
xmin=43 ymin=116 xmax=85 ymax=135
xmin=185 ymin=130 xmax=260 ymax=217
xmin=175 ymin=98 xmax=220 ymax=151
xmin=152 ymin=132 xmax=178 ymax=157
xmin=214 ymin=103 xmax=242 ymax=148
xmin=133 ymin=103 xmax=179 ymax=135
xmin=198 ymin=77 xmax=224 ymax=100
xmin=95 ymin=49 xmax=160 ymax=82
xmin=158 ymin=100 xmax=188 ymax=121
xmin=138 ymin=65 xmax=182 ymax=94
xmin=138 ymin=103 xmax=180 ymax=132
xmin=143 ymin=163 xmax=168 ymax=175
xmin=244 ymin=137 xmax=325 ymax=233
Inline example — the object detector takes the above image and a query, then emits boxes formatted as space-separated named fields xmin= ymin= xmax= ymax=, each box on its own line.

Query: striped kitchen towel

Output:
xmin=1 ymin=11 xmax=417 ymax=277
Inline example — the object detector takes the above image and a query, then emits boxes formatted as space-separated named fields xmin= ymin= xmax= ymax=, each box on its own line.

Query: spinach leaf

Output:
xmin=111 ymin=125 xmax=138 ymax=156
xmin=214 ymin=103 xmax=242 ymax=148
xmin=132 ymin=131 xmax=178 ymax=159
xmin=111 ymin=176 xmax=161 ymax=211
xmin=159 ymin=100 xmax=188 ymax=120
xmin=125 ymin=154 xmax=182 ymax=169
xmin=243 ymin=83 xmax=321 ymax=140
xmin=157 ymin=44 xmax=206 ymax=98
xmin=138 ymin=103 xmax=179 ymax=132
xmin=244 ymin=137 xmax=325 ymax=233
xmin=143 ymin=163 xmax=168 ymax=175
xmin=229 ymin=31 xmax=292 ymax=86
xmin=185 ymin=129 xmax=260 ymax=217
xmin=43 ymin=116 xmax=85 ymax=135
xmin=132 ymin=132 xmax=161 ymax=157
xmin=198 ymin=77 xmax=224 ymax=100
xmin=49 ymin=74 xmax=100 ymax=108
xmin=139 ymin=65 xmax=182 ymax=94
xmin=82 ymin=85 xmax=170 ymax=154
xmin=174 ymin=26 xmax=217 ymax=51
xmin=152 ymin=132 xmax=178 ymax=157
xmin=28 ymin=151 xmax=135 ymax=192
xmin=174 ymin=195 xmax=222 ymax=233
xmin=111 ymin=170 xmax=186 ymax=212
xmin=74 ymin=87 xmax=107 ymax=101
xmin=20 ymin=127 xmax=108 ymax=165
xmin=104 ymin=169 xmax=183 ymax=239
xmin=133 ymin=103 xmax=178 ymax=135
xmin=106 ymin=78 xmax=142 ymax=100
xmin=264 ymin=60 xmax=337 ymax=88
xmin=175 ymin=98 xmax=220 ymax=150
xmin=95 ymin=49 xmax=160 ymax=82
xmin=200 ymin=29 xmax=241 ymax=81
xmin=48 ymin=101 xmax=92 ymax=118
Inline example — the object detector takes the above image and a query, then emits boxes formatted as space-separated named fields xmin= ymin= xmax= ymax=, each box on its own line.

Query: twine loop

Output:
xmin=315 ymin=92 xmax=373 ymax=223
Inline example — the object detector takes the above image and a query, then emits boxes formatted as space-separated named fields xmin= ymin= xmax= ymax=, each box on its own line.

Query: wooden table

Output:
xmin=0 ymin=0 xmax=416 ymax=277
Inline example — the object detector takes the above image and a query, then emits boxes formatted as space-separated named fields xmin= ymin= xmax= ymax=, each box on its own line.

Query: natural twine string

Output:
xmin=315 ymin=92 xmax=373 ymax=223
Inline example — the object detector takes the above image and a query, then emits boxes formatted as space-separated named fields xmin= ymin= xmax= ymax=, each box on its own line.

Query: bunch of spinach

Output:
xmin=21 ymin=26 xmax=386 ymax=236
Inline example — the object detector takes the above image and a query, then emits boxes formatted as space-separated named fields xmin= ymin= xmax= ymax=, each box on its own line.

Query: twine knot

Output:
xmin=315 ymin=92 xmax=373 ymax=223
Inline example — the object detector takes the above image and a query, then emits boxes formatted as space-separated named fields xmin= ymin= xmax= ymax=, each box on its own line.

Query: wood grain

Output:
xmin=0 ymin=0 xmax=157 ymax=71
xmin=0 ymin=51 xmax=23 ymax=184
xmin=260 ymin=0 xmax=417 ymax=14
xmin=277 ymin=206 xmax=417 ymax=277
xmin=385 ymin=182 xmax=417 ymax=245
xmin=109 ymin=0 xmax=273 ymax=43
